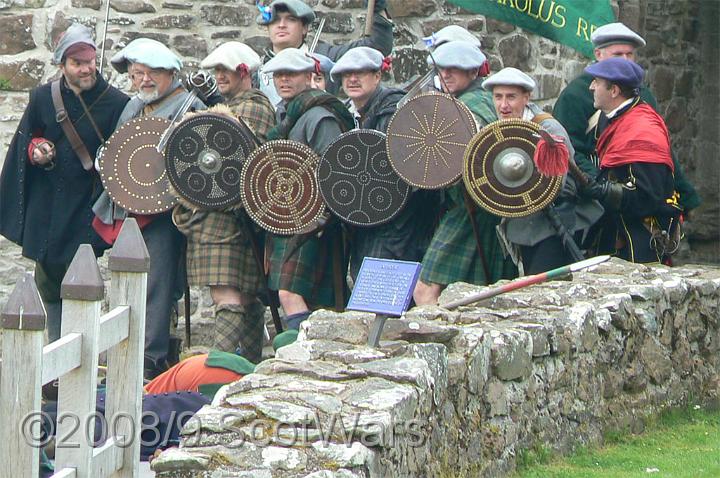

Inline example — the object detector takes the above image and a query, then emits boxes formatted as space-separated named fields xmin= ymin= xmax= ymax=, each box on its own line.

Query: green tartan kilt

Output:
xmin=173 ymin=205 xmax=264 ymax=293
xmin=420 ymin=204 xmax=517 ymax=286
xmin=267 ymin=229 xmax=338 ymax=308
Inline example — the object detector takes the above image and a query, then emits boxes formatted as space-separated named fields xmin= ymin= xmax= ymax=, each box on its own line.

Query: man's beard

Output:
xmin=67 ymin=72 xmax=97 ymax=92
xmin=137 ymin=88 xmax=160 ymax=103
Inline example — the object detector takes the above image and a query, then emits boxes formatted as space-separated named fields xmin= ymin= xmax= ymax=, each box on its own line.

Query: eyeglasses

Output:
xmin=129 ymin=68 xmax=167 ymax=81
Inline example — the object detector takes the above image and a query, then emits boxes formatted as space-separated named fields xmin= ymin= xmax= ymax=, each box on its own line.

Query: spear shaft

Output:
xmin=441 ymin=255 xmax=610 ymax=310
xmin=98 ymin=0 xmax=112 ymax=75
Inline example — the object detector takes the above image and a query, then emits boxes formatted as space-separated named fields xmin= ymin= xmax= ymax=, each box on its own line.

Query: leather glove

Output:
xmin=581 ymin=176 xmax=623 ymax=211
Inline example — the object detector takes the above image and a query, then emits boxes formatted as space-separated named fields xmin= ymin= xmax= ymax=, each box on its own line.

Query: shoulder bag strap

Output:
xmin=51 ymin=79 xmax=94 ymax=171
xmin=531 ymin=112 xmax=554 ymax=124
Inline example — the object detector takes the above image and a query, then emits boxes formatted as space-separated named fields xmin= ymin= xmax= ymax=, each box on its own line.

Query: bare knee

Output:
xmin=413 ymin=280 xmax=442 ymax=305
xmin=210 ymin=286 xmax=255 ymax=307
xmin=277 ymin=290 xmax=309 ymax=315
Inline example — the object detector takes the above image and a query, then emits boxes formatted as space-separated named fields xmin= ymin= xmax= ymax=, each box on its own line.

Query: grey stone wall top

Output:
xmin=151 ymin=258 xmax=720 ymax=477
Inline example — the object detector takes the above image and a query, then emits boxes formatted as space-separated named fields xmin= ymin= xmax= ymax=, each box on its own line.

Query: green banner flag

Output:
xmin=446 ymin=0 xmax=616 ymax=58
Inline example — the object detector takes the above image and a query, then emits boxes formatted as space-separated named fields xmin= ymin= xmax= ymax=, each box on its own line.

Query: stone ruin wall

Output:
xmin=148 ymin=259 xmax=720 ymax=477
xmin=0 ymin=0 xmax=716 ymax=263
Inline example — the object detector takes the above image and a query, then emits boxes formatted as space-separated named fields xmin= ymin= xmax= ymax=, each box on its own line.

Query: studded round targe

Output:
xmin=386 ymin=91 xmax=477 ymax=189
xmin=164 ymin=113 xmax=257 ymax=210
xmin=99 ymin=116 xmax=177 ymax=214
xmin=463 ymin=118 xmax=563 ymax=218
xmin=240 ymin=140 xmax=325 ymax=235
xmin=318 ymin=129 xmax=409 ymax=227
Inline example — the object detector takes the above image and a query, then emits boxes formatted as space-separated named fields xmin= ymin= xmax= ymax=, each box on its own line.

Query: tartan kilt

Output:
xmin=172 ymin=205 xmax=264 ymax=293
xmin=267 ymin=229 xmax=337 ymax=308
xmin=420 ymin=204 xmax=517 ymax=286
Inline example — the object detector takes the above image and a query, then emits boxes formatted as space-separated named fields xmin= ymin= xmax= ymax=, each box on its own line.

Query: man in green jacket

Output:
xmin=553 ymin=22 xmax=700 ymax=213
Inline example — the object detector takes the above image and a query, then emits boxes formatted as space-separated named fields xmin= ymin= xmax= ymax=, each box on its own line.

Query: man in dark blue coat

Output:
xmin=0 ymin=24 xmax=129 ymax=341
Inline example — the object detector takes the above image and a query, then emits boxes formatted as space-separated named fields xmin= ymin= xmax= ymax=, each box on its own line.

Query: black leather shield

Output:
xmin=463 ymin=119 xmax=563 ymax=218
xmin=240 ymin=140 xmax=325 ymax=235
xmin=165 ymin=113 xmax=257 ymax=210
xmin=99 ymin=116 xmax=177 ymax=214
xmin=386 ymin=91 xmax=477 ymax=189
xmin=318 ymin=129 xmax=410 ymax=227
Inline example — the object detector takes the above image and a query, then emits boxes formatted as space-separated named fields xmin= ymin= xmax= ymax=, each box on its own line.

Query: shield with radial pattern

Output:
xmin=164 ymin=113 xmax=257 ymax=210
xmin=99 ymin=116 xmax=177 ymax=214
xmin=386 ymin=91 xmax=477 ymax=189
xmin=463 ymin=118 xmax=563 ymax=218
xmin=240 ymin=140 xmax=325 ymax=235
xmin=318 ymin=129 xmax=410 ymax=227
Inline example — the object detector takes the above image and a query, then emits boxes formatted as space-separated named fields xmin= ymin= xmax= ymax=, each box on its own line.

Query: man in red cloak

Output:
xmin=583 ymin=57 xmax=683 ymax=264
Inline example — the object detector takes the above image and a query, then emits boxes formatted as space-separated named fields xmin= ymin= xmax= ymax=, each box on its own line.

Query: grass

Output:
xmin=515 ymin=404 xmax=720 ymax=478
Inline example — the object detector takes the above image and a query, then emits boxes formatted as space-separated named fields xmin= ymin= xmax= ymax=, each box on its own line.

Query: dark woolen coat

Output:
xmin=0 ymin=76 xmax=129 ymax=266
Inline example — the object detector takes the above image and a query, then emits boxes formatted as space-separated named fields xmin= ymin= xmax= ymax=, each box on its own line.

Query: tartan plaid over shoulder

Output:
xmin=174 ymin=88 xmax=275 ymax=290
xmin=226 ymin=88 xmax=276 ymax=143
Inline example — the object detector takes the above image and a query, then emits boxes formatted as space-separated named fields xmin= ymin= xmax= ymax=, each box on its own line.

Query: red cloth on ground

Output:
xmin=597 ymin=103 xmax=674 ymax=172
xmin=144 ymin=354 xmax=244 ymax=395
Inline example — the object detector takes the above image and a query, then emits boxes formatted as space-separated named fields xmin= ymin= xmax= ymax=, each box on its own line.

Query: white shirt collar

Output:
xmin=606 ymin=97 xmax=634 ymax=119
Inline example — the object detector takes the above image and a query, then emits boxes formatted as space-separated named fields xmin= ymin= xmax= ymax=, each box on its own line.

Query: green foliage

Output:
xmin=0 ymin=77 xmax=12 ymax=91
xmin=514 ymin=405 xmax=720 ymax=478
xmin=517 ymin=442 xmax=553 ymax=469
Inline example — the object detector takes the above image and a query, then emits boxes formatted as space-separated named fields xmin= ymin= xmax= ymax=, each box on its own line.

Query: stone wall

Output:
xmin=0 ymin=0 xmax=716 ymax=262
xmin=149 ymin=259 xmax=720 ymax=477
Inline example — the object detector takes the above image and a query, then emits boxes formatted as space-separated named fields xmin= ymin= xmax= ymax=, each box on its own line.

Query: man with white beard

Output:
xmin=92 ymin=38 xmax=206 ymax=379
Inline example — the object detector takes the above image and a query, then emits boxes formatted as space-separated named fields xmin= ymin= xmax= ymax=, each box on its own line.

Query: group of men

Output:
xmin=0 ymin=0 xmax=697 ymax=378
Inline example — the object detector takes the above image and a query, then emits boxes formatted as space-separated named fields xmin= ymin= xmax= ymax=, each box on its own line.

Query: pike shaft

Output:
xmin=441 ymin=255 xmax=610 ymax=310
xmin=98 ymin=0 xmax=112 ymax=75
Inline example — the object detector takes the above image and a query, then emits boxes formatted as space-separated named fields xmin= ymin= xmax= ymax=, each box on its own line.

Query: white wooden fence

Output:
xmin=0 ymin=218 xmax=149 ymax=478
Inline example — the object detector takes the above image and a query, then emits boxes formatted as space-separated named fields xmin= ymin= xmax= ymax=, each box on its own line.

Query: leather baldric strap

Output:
xmin=531 ymin=112 xmax=554 ymax=124
xmin=586 ymin=109 xmax=602 ymax=134
xmin=51 ymin=79 xmax=94 ymax=170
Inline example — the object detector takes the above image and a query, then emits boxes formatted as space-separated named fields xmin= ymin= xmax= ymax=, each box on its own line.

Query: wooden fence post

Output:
xmin=55 ymin=244 xmax=105 ymax=477
xmin=105 ymin=218 xmax=149 ymax=478
xmin=0 ymin=273 xmax=46 ymax=478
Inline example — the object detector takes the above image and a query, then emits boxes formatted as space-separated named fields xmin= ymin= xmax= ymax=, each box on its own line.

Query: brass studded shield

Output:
xmin=318 ymin=129 xmax=410 ymax=227
xmin=386 ymin=91 xmax=477 ymax=189
xmin=463 ymin=119 xmax=563 ymax=218
xmin=99 ymin=116 xmax=177 ymax=214
xmin=165 ymin=113 xmax=257 ymax=210
xmin=240 ymin=140 xmax=325 ymax=235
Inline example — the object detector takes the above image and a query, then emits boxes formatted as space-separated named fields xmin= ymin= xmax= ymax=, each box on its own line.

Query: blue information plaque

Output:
xmin=347 ymin=257 xmax=421 ymax=317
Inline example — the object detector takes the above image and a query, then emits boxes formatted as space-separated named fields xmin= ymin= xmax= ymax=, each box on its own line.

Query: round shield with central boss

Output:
xmin=240 ymin=140 xmax=326 ymax=235
xmin=385 ymin=91 xmax=478 ymax=189
xmin=164 ymin=112 xmax=257 ymax=210
xmin=318 ymin=129 xmax=410 ymax=227
xmin=98 ymin=116 xmax=177 ymax=214
xmin=463 ymin=118 xmax=563 ymax=218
